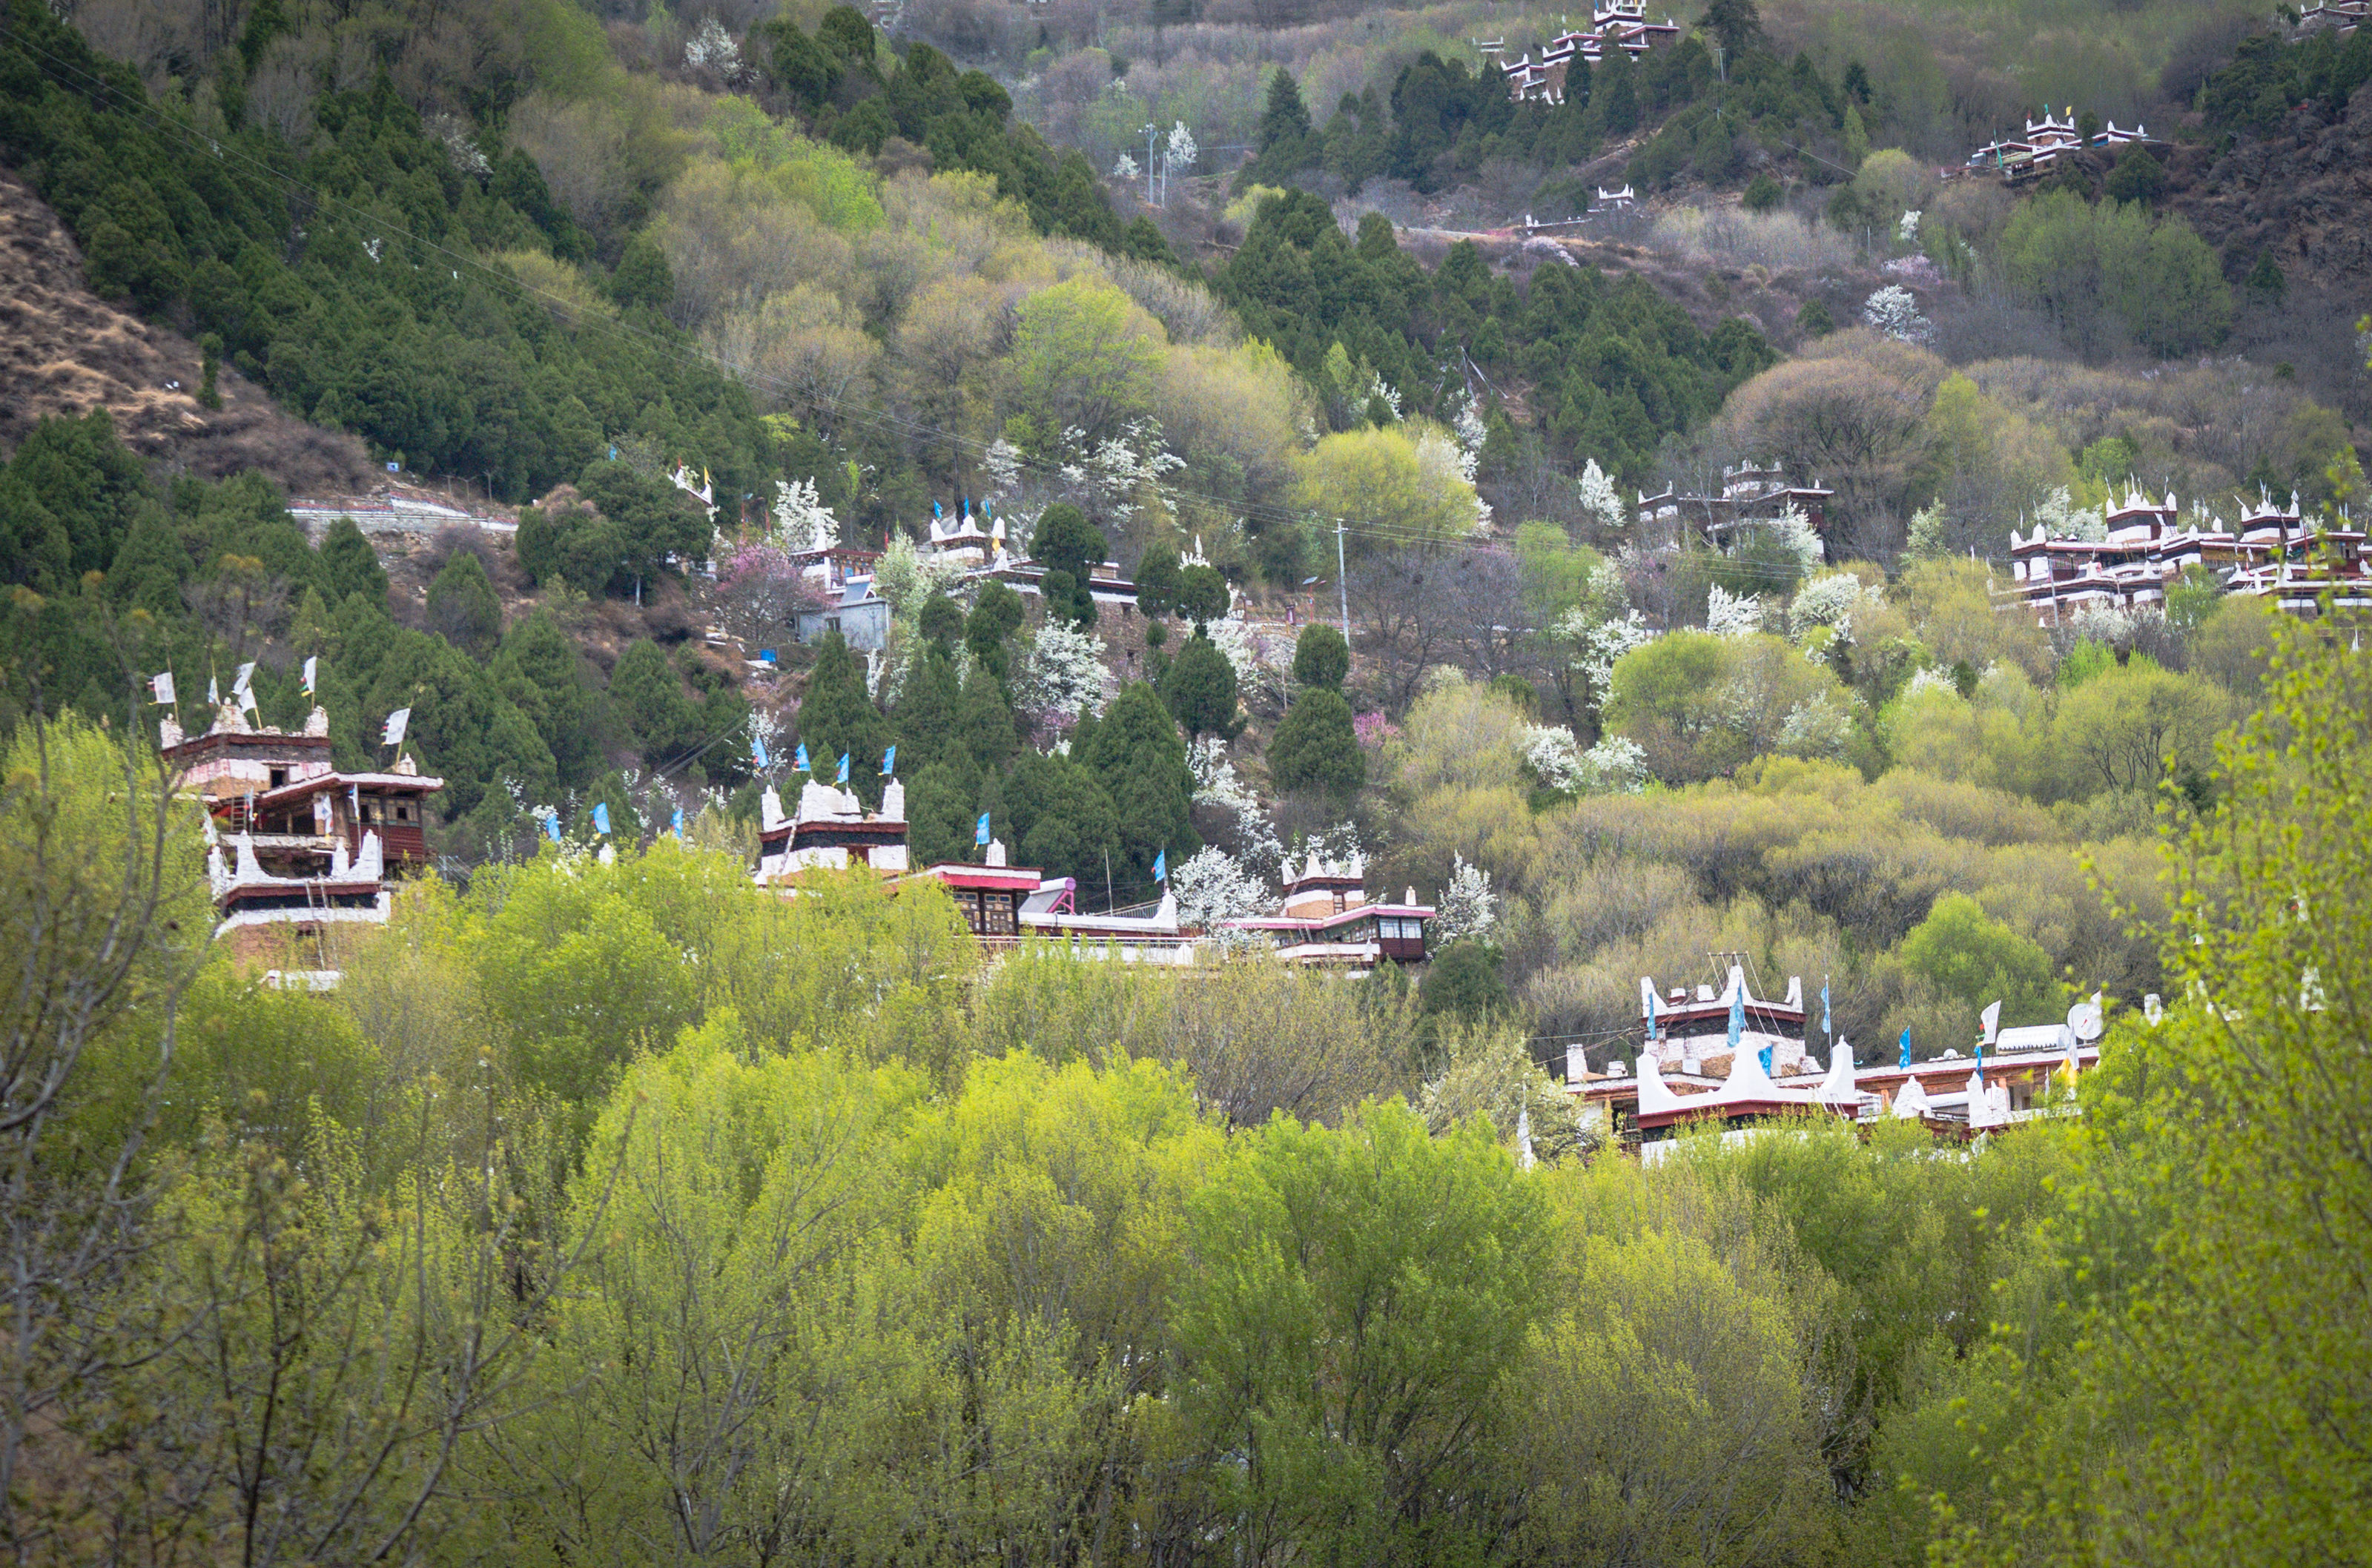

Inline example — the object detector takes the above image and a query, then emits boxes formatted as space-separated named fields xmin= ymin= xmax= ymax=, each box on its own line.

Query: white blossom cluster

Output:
xmin=1173 ymin=846 xmax=1266 ymax=938
xmin=982 ymin=437 xmax=1025 ymax=496
xmin=871 ymin=532 xmax=965 ymax=618
xmin=1187 ymin=737 xmax=1286 ymax=874
xmin=1706 ymin=583 xmax=1770 ymax=638
xmin=1777 ymin=692 xmax=1854 ymax=758
xmin=684 ymin=17 xmax=744 ymax=78
xmin=1765 ymin=503 xmax=1826 ymax=574
xmin=1897 ymin=208 xmax=1923 ymax=244
xmin=1900 ymin=666 xmax=1960 ymax=700
xmin=1554 ymin=606 xmax=1651 ymax=718
xmin=1576 ymin=459 xmax=1628 ymax=534
xmin=2032 ymin=486 xmax=2107 ymax=542
xmin=2068 ymin=601 xmax=2141 ymax=649
xmin=1165 ymin=120 xmax=1198 ymax=172
xmin=1413 ymin=422 xmax=1490 ymax=527
xmin=1520 ymin=725 xmax=1648 ymax=795
xmin=770 ymin=477 xmax=839 ymax=553
xmin=1019 ymin=621 xmax=1112 ymax=721
xmin=1203 ymin=615 xmax=1286 ymax=710
xmin=426 ymin=113 xmax=490 ymax=175
xmin=1862 ymin=284 xmax=1935 ymax=345
xmin=1788 ymin=571 xmax=1874 ymax=644
xmin=1451 ymin=393 xmax=1490 ymax=457
xmin=1435 ymin=854 xmax=1499 ymax=944
xmin=1111 ymin=151 xmax=1140 ymax=180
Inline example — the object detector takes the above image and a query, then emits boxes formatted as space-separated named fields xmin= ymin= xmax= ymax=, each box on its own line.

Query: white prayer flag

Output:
xmin=237 ymin=684 xmax=259 ymax=718
xmin=302 ymin=656 xmax=317 ymax=696
xmin=231 ymin=661 xmax=256 ymax=695
xmin=148 ymin=672 xmax=175 ymax=706
xmin=1980 ymin=999 xmax=2001 ymax=1045
xmin=382 ymin=707 xmax=411 ymax=747
xmin=208 ymin=675 xmax=219 ymax=704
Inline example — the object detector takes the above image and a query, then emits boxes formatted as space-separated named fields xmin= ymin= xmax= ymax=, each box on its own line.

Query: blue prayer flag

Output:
xmin=975 ymin=811 xmax=991 ymax=847
xmin=1648 ymin=988 xmax=1658 ymax=1042
xmin=673 ymin=807 xmax=685 ymax=839
xmin=1725 ymin=982 xmax=1745 ymax=1051
xmin=752 ymin=733 xmax=770 ymax=770
xmin=836 ymin=752 xmax=850 ymax=785
xmin=1821 ymin=980 xmax=1831 ymax=1036
xmin=1153 ymin=848 xmax=1167 ymax=882
xmin=882 ymin=744 xmax=896 ymax=778
xmin=1898 ymin=1028 xmax=1912 ymax=1069
xmin=592 ymin=802 xmax=611 ymax=836
xmin=795 ymin=743 xmax=810 ymax=773
xmin=1759 ymin=1045 xmax=1774 ymax=1075
xmin=545 ymin=813 xmax=561 ymax=843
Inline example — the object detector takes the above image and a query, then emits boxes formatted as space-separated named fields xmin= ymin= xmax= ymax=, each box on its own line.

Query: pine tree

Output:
xmin=493 ymin=609 xmax=604 ymax=787
xmin=954 ymin=662 xmax=1019 ymax=771
xmin=1032 ymin=504 xmax=1105 ymax=627
xmin=796 ymin=631 xmax=891 ymax=805
xmin=609 ymin=638 xmax=693 ymax=764
xmin=1078 ymin=682 xmax=1197 ymax=881
xmin=426 ymin=551 xmax=503 ymax=658
xmin=1160 ymin=632 xmax=1241 ymax=739
xmin=893 ymin=649 xmax=962 ymax=774
xmin=320 ymin=517 xmax=389 ymax=606
xmin=1268 ymin=684 xmax=1364 ymax=806
xmin=1292 ymin=623 xmax=1349 ymax=690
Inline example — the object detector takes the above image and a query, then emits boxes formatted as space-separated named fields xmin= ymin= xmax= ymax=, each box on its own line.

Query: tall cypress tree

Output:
xmin=893 ymin=649 xmax=962 ymax=773
xmin=797 ymin=630 xmax=891 ymax=806
xmin=1078 ymin=682 xmax=1198 ymax=883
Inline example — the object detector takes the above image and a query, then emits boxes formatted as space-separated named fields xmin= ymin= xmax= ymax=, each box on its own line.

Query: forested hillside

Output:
xmin=3 ymin=0 xmax=2372 ymax=1561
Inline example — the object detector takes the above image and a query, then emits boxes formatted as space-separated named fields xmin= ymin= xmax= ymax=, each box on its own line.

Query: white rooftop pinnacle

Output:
xmin=1817 ymin=1042 xmax=1858 ymax=1104
xmin=881 ymin=779 xmax=905 ymax=821
xmin=987 ymin=838 xmax=1008 ymax=867
xmin=1892 ymin=1074 xmax=1931 ymax=1119
xmin=354 ymin=830 xmax=383 ymax=880
xmin=762 ymin=786 xmax=784 ymax=830
xmin=1634 ymin=1053 xmax=1684 ymax=1117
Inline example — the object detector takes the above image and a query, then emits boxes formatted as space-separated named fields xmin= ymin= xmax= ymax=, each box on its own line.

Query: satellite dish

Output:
xmin=2068 ymin=1001 xmax=2105 ymax=1042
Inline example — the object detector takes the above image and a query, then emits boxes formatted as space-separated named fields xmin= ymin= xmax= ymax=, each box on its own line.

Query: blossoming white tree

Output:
xmin=1174 ymin=846 xmax=1268 ymax=938
xmin=1576 ymin=458 xmax=1628 ymax=534
xmin=1435 ymin=853 xmax=1499 ymax=943
xmin=1862 ymin=283 xmax=1935 ymax=344
xmin=1020 ymin=621 xmax=1112 ymax=722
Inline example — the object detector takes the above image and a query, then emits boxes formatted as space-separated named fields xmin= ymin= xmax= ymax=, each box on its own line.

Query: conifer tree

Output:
xmin=796 ymin=630 xmax=891 ymax=806
xmin=893 ymin=649 xmax=962 ymax=773
xmin=1078 ymin=682 xmax=1197 ymax=881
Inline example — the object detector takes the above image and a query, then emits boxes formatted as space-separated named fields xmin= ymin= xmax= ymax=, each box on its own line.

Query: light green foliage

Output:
xmin=1289 ymin=422 xmax=1483 ymax=550
xmin=1897 ymin=892 xmax=2058 ymax=1030
xmin=1901 ymin=620 xmax=2372 ymax=1568
xmin=1172 ymin=1099 xmax=1553 ymax=1559
xmin=1007 ymin=276 xmax=1163 ymax=451
xmin=2001 ymin=191 xmax=2233 ymax=357
xmin=1605 ymin=632 xmax=1855 ymax=781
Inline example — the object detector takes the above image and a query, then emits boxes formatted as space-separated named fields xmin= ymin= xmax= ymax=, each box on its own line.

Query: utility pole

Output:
xmin=1335 ymin=520 xmax=1351 ymax=648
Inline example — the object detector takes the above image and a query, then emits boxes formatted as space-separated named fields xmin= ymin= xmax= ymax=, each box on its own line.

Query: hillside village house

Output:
xmin=1563 ymin=965 xmax=2101 ymax=1157
xmin=1963 ymin=111 xmax=2163 ymax=182
xmin=1496 ymin=0 xmax=1682 ymax=105
xmin=160 ymin=704 xmax=443 ymax=976
xmin=2002 ymin=489 xmax=2372 ymax=623
xmin=1636 ymin=460 xmax=1832 ymax=544
xmin=751 ymin=779 xmax=1432 ymax=968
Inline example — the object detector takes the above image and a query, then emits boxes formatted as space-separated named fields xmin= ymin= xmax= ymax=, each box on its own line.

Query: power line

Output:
xmin=10 ymin=32 xmax=1588 ymax=569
